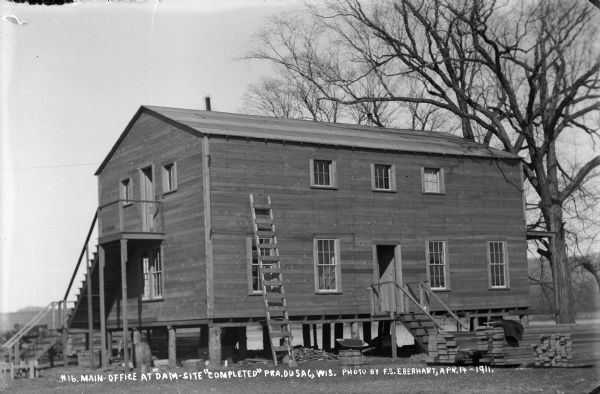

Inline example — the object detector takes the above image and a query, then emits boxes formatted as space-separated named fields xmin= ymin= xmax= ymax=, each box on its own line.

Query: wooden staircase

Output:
xmin=397 ymin=312 xmax=437 ymax=352
xmin=249 ymin=194 xmax=296 ymax=367
xmin=368 ymin=281 xmax=468 ymax=353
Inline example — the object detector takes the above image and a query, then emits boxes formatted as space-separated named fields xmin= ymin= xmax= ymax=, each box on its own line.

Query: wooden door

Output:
xmin=375 ymin=245 xmax=404 ymax=314
xmin=140 ymin=166 xmax=155 ymax=231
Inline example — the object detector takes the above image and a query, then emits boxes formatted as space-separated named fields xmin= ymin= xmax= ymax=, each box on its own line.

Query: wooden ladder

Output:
xmin=249 ymin=194 xmax=296 ymax=367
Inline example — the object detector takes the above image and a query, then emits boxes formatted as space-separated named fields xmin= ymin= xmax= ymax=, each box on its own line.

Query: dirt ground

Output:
xmin=3 ymin=356 xmax=599 ymax=394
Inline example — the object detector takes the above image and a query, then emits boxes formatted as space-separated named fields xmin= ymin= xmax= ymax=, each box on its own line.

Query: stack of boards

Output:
xmin=426 ymin=323 xmax=599 ymax=368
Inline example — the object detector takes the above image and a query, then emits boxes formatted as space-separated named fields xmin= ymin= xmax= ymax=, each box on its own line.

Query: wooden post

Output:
xmin=362 ymin=322 xmax=372 ymax=343
xmin=202 ymin=136 xmax=214 ymax=320
xmin=28 ymin=360 xmax=35 ymax=379
xmin=312 ymin=324 xmax=318 ymax=349
xmin=302 ymin=324 xmax=311 ymax=347
xmin=168 ymin=326 xmax=176 ymax=368
xmin=334 ymin=324 xmax=343 ymax=349
xmin=107 ymin=331 xmax=112 ymax=361
xmin=61 ymin=304 xmax=68 ymax=368
xmin=390 ymin=320 xmax=397 ymax=359
xmin=120 ymin=239 xmax=129 ymax=369
xmin=322 ymin=324 xmax=331 ymax=350
xmin=208 ymin=325 xmax=222 ymax=367
xmin=261 ymin=325 xmax=271 ymax=355
xmin=351 ymin=322 xmax=360 ymax=340
xmin=99 ymin=246 xmax=107 ymax=367
xmin=86 ymin=246 xmax=94 ymax=370
xmin=237 ymin=327 xmax=247 ymax=361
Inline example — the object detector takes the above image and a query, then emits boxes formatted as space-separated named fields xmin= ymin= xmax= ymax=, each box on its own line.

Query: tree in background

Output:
xmin=243 ymin=0 xmax=600 ymax=323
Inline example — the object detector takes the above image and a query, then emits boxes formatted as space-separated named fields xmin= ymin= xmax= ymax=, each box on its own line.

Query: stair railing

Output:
xmin=417 ymin=281 xmax=468 ymax=331
xmin=2 ymin=301 xmax=61 ymax=351
xmin=368 ymin=281 xmax=444 ymax=331
xmin=63 ymin=211 xmax=99 ymax=303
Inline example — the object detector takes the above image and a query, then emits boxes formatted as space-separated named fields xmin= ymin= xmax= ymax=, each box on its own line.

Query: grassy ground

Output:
xmin=3 ymin=356 xmax=599 ymax=394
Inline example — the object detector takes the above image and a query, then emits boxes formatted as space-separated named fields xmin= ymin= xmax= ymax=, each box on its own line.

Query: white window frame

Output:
xmin=310 ymin=159 xmax=337 ymax=188
xmin=142 ymin=246 xmax=163 ymax=300
xmin=313 ymin=238 xmax=342 ymax=293
xmin=426 ymin=240 xmax=449 ymax=290
xmin=120 ymin=178 xmax=132 ymax=206
xmin=246 ymin=237 xmax=273 ymax=295
xmin=488 ymin=241 xmax=509 ymax=289
xmin=371 ymin=163 xmax=396 ymax=192
xmin=421 ymin=167 xmax=445 ymax=194
xmin=162 ymin=162 xmax=177 ymax=194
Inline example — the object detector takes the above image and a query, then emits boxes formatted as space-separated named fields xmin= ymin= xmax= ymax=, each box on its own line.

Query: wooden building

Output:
xmin=67 ymin=105 xmax=529 ymax=366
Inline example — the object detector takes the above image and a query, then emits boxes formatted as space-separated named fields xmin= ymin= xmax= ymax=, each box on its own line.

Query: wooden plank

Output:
xmin=120 ymin=239 xmax=129 ymax=369
xmin=203 ymin=136 xmax=214 ymax=318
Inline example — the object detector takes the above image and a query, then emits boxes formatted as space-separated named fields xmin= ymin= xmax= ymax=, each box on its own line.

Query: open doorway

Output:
xmin=374 ymin=245 xmax=403 ymax=313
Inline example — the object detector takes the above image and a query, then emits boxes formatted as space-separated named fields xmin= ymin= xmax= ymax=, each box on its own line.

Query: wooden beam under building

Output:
xmin=120 ymin=239 xmax=129 ymax=369
xmin=99 ymin=245 xmax=107 ymax=367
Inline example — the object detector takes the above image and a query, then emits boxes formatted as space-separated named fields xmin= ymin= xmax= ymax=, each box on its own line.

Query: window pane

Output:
xmin=313 ymin=160 xmax=332 ymax=186
xmin=489 ymin=242 xmax=506 ymax=287
xmin=424 ymin=168 xmax=440 ymax=193
xmin=428 ymin=241 xmax=446 ymax=289
xmin=374 ymin=164 xmax=391 ymax=190
xmin=316 ymin=239 xmax=337 ymax=291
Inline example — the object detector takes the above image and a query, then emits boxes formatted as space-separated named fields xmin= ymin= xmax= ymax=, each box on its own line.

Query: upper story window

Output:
xmin=314 ymin=238 xmax=341 ymax=293
xmin=310 ymin=159 xmax=337 ymax=188
xmin=371 ymin=164 xmax=396 ymax=191
xmin=488 ymin=241 xmax=509 ymax=288
xmin=120 ymin=178 xmax=132 ymax=205
xmin=142 ymin=246 xmax=163 ymax=300
xmin=427 ymin=240 xmax=448 ymax=290
xmin=162 ymin=162 xmax=177 ymax=194
xmin=422 ymin=167 xmax=445 ymax=194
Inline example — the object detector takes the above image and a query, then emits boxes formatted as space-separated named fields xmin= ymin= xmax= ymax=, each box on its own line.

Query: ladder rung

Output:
xmin=265 ymin=293 xmax=285 ymax=299
xmin=266 ymin=306 xmax=287 ymax=312
xmin=271 ymin=331 xmax=292 ymax=338
xmin=270 ymin=319 xmax=289 ymax=325
xmin=272 ymin=345 xmax=289 ymax=352
xmin=259 ymin=256 xmax=280 ymax=262
xmin=254 ymin=218 xmax=273 ymax=225
xmin=258 ymin=244 xmax=277 ymax=249
xmin=252 ymin=203 xmax=271 ymax=210
xmin=257 ymin=231 xmax=276 ymax=237
xmin=261 ymin=267 xmax=281 ymax=273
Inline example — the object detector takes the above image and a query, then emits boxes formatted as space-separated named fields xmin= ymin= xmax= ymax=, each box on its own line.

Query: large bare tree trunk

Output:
xmin=549 ymin=208 xmax=576 ymax=323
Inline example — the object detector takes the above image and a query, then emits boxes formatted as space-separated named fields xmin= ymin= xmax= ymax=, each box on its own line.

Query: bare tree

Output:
xmin=245 ymin=0 xmax=600 ymax=323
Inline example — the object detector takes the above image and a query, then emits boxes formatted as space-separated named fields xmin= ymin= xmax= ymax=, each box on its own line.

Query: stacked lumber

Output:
xmin=292 ymin=347 xmax=338 ymax=362
xmin=427 ymin=331 xmax=480 ymax=364
xmin=478 ymin=327 xmax=507 ymax=366
xmin=532 ymin=334 xmax=573 ymax=367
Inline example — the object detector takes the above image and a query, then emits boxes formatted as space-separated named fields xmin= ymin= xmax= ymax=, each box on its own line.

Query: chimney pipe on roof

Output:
xmin=205 ymin=96 xmax=212 ymax=111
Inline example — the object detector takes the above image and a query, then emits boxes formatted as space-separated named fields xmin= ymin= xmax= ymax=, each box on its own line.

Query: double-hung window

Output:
xmin=371 ymin=164 xmax=396 ymax=191
xmin=422 ymin=167 xmax=444 ymax=194
xmin=310 ymin=159 xmax=337 ymax=188
xmin=142 ymin=247 xmax=163 ymax=300
xmin=488 ymin=241 xmax=508 ymax=288
xmin=427 ymin=240 xmax=448 ymax=290
xmin=314 ymin=238 xmax=341 ymax=292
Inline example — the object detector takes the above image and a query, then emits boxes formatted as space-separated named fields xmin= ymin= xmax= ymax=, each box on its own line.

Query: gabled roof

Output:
xmin=95 ymin=105 xmax=520 ymax=175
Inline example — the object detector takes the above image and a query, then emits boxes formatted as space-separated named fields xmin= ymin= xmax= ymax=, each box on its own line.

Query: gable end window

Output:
xmin=488 ymin=241 xmax=509 ymax=288
xmin=421 ymin=167 xmax=445 ymax=194
xmin=120 ymin=178 xmax=132 ymax=205
xmin=162 ymin=162 xmax=177 ymax=194
xmin=142 ymin=246 xmax=163 ymax=300
xmin=247 ymin=237 xmax=273 ymax=294
xmin=427 ymin=240 xmax=448 ymax=290
xmin=371 ymin=164 xmax=396 ymax=191
xmin=310 ymin=159 xmax=337 ymax=188
xmin=313 ymin=238 xmax=342 ymax=293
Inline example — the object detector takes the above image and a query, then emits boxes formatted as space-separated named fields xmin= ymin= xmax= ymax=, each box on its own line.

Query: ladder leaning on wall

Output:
xmin=249 ymin=194 xmax=297 ymax=367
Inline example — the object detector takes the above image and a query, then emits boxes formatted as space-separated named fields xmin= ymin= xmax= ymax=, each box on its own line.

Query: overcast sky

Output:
xmin=0 ymin=0 xmax=303 ymax=313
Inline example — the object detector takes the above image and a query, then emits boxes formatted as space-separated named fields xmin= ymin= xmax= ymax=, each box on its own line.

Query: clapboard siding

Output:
xmin=209 ymin=137 xmax=528 ymax=319
xmin=98 ymin=113 xmax=206 ymax=324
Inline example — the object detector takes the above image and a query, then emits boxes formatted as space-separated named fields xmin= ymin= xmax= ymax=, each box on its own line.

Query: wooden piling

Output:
xmin=208 ymin=325 xmax=222 ymax=367
xmin=168 ymin=326 xmax=177 ymax=368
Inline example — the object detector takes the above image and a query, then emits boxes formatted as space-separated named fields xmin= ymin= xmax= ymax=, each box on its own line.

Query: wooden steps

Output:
xmin=397 ymin=312 xmax=438 ymax=352
xmin=250 ymin=194 xmax=296 ymax=367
